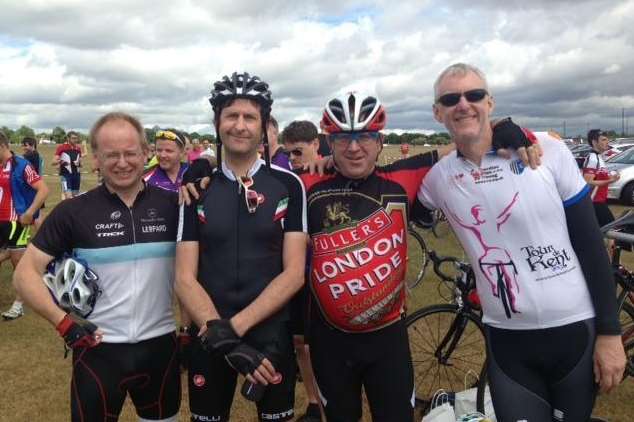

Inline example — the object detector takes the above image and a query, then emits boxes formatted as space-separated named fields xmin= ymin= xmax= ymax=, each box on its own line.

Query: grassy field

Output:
xmin=0 ymin=144 xmax=632 ymax=421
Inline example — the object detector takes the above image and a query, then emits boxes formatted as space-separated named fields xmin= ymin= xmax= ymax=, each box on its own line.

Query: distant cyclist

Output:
xmin=144 ymin=129 xmax=188 ymax=193
xmin=53 ymin=131 xmax=83 ymax=199
xmin=14 ymin=112 xmax=181 ymax=421
xmin=583 ymin=129 xmax=618 ymax=227
xmin=417 ymin=63 xmax=625 ymax=421
xmin=0 ymin=131 xmax=49 ymax=321
xmin=175 ymin=72 xmax=307 ymax=422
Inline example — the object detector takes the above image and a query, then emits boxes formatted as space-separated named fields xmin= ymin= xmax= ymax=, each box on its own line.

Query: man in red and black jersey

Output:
xmin=297 ymin=92 xmax=443 ymax=421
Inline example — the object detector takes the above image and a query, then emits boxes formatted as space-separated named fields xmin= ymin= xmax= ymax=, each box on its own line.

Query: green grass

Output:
xmin=0 ymin=144 xmax=632 ymax=421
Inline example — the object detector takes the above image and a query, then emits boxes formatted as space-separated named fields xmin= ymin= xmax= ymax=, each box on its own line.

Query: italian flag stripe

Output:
xmin=274 ymin=197 xmax=289 ymax=220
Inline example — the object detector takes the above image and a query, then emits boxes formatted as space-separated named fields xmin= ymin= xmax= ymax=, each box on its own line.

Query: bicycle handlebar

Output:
xmin=604 ymin=230 xmax=634 ymax=244
xmin=428 ymin=250 xmax=471 ymax=285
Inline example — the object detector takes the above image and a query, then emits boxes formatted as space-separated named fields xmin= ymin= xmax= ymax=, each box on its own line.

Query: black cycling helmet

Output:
xmin=209 ymin=72 xmax=274 ymax=168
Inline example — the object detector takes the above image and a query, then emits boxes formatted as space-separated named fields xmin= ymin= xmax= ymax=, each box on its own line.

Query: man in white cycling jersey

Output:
xmin=417 ymin=63 xmax=626 ymax=421
xmin=14 ymin=112 xmax=181 ymax=422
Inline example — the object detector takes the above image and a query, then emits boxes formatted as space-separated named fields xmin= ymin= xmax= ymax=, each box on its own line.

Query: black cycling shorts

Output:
xmin=61 ymin=172 xmax=81 ymax=193
xmin=308 ymin=309 xmax=414 ymax=422
xmin=187 ymin=321 xmax=296 ymax=422
xmin=485 ymin=319 xmax=596 ymax=422
xmin=70 ymin=332 xmax=180 ymax=422
xmin=593 ymin=202 xmax=615 ymax=228
xmin=0 ymin=221 xmax=31 ymax=250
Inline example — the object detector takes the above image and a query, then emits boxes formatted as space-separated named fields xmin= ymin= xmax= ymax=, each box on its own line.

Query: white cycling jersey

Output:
xmin=418 ymin=134 xmax=595 ymax=330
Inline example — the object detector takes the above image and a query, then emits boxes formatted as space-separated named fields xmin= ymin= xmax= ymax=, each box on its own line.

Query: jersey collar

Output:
xmin=220 ymin=158 xmax=264 ymax=181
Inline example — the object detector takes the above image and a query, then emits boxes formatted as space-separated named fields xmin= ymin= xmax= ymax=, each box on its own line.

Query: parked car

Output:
xmin=606 ymin=148 xmax=634 ymax=205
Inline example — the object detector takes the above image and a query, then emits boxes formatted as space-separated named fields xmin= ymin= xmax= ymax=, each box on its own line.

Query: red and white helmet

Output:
xmin=321 ymin=91 xmax=386 ymax=134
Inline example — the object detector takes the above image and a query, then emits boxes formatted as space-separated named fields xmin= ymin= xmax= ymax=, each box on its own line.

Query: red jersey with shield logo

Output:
xmin=300 ymin=152 xmax=436 ymax=332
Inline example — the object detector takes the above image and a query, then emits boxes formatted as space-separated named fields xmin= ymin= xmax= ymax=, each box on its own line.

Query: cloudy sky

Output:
xmin=1 ymin=0 xmax=633 ymax=137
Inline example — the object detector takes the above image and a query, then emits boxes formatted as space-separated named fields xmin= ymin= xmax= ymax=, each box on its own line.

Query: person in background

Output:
xmin=400 ymin=141 xmax=410 ymax=158
xmin=187 ymin=138 xmax=203 ymax=163
xmin=21 ymin=137 xmax=43 ymax=175
xmin=53 ymin=131 xmax=83 ymax=199
xmin=144 ymin=130 xmax=188 ymax=193
xmin=583 ymin=129 xmax=619 ymax=228
xmin=277 ymin=119 xmax=324 ymax=421
xmin=0 ymin=131 xmax=49 ymax=320
xmin=259 ymin=116 xmax=291 ymax=169
xmin=281 ymin=121 xmax=321 ymax=170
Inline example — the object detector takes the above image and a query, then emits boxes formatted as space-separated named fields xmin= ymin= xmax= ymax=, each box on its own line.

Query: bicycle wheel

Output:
xmin=406 ymin=227 xmax=429 ymax=290
xmin=620 ymin=301 xmax=634 ymax=378
xmin=407 ymin=304 xmax=486 ymax=412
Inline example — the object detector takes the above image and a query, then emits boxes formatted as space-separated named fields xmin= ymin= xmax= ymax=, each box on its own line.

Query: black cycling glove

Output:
xmin=225 ymin=342 xmax=267 ymax=376
xmin=182 ymin=158 xmax=213 ymax=186
xmin=56 ymin=313 xmax=99 ymax=349
xmin=201 ymin=319 xmax=241 ymax=356
xmin=492 ymin=118 xmax=532 ymax=151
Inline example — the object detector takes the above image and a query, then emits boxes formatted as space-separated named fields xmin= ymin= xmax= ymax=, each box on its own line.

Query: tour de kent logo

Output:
xmin=311 ymin=203 xmax=408 ymax=332
xmin=520 ymin=243 xmax=575 ymax=281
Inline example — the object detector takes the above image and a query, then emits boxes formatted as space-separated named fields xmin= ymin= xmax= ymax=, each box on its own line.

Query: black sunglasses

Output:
xmin=289 ymin=149 xmax=303 ymax=157
xmin=436 ymin=89 xmax=489 ymax=107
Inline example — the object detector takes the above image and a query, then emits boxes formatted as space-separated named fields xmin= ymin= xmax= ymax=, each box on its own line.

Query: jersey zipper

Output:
xmin=127 ymin=206 xmax=139 ymax=342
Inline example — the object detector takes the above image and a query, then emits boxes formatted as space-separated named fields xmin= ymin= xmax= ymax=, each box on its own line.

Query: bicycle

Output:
xmin=406 ymin=222 xmax=430 ymax=290
xmin=406 ymin=250 xmax=487 ymax=413
xmin=601 ymin=210 xmax=634 ymax=378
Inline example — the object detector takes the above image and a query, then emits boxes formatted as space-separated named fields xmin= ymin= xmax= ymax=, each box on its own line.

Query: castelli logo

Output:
xmin=193 ymin=374 xmax=205 ymax=387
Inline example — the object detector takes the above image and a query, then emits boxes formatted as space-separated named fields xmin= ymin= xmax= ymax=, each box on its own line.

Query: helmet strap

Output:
xmin=214 ymin=112 xmax=222 ymax=166
xmin=261 ymin=110 xmax=271 ymax=170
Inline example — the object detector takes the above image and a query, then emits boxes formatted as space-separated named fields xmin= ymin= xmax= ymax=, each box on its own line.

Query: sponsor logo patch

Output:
xmin=193 ymin=374 xmax=205 ymax=387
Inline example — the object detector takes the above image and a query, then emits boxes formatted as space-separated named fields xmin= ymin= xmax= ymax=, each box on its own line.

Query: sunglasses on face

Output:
xmin=329 ymin=131 xmax=381 ymax=148
xmin=239 ymin=176 xmax=259 ymax=214
xmin=289 ymin=149 xmax=303 ymax=157
xmin=155 ymin=130 xmax=185 ymax=148
xmin=435 ymin=88 xmax=489 ymax=107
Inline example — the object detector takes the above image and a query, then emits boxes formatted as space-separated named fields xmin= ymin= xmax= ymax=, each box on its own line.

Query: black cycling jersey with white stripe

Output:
xmin=178 ymin=159 xmax=307 ymax=320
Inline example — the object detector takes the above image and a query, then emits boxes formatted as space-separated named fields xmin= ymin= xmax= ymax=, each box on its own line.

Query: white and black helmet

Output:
xmin=43 ymin=257 xmax=100 ymax=318
xmin=209 ymin=72 xmax=273 ymax=114
xmin=208 ymin=72 xmax=275 ymax=168
xmin=321 ymin=91 xmax=386 ymax=133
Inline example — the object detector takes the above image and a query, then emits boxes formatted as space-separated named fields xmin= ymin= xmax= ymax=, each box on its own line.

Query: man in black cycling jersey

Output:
xmin=175 ymin=72 xmax=307 ymax=422
xmin=14 ymin=112 xmax=181 ymax=422
xmin=417 ymin=63 xmax=626 ymax=421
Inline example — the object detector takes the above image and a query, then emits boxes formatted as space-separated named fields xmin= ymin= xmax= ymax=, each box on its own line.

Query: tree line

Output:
xmin=1 ymin=124 xmax=451 ymax=146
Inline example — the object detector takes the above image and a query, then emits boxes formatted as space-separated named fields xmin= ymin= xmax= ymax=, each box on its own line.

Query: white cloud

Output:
xmin=0 ymin=0 xmax=632 ymax=136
